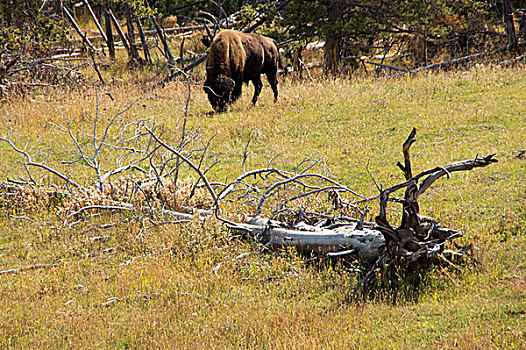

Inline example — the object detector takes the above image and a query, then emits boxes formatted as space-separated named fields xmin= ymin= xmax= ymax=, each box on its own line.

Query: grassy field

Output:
xmin=0 ymin=64 xmax=525 ymax=348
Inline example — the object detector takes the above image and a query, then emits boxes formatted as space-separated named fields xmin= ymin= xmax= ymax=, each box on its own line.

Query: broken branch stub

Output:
xmin=374 ymin=128 xmax=497 ymax=262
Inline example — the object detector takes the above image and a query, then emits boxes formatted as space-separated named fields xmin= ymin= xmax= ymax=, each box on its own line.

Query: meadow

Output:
xmin=0 ymin=63 xmax=525 ymax=348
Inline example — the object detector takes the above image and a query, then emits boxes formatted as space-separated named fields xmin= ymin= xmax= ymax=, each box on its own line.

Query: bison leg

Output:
xmin=266 ymin=70 xmax=278 ymax=102
xmin=251 ymin=76 xmax=263 ymax=106
xmin=231 ymin=80 xmax=243 ymax=103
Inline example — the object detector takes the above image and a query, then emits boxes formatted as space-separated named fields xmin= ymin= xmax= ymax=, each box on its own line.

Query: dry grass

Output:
xmin=0 ymin=63 xmax=525 ymax=349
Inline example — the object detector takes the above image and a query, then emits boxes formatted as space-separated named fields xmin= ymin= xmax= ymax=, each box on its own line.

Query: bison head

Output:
xmin=204 ymin=74 xmax=235 ymax=112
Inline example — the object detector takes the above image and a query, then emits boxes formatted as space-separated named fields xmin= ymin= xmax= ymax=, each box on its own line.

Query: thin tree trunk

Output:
xmin=503 ymin=0 xmax=518 ymax=52
xmin=136 ymin=18 xmax=152 ymax=64
xmin=108 ymin=9 xmax=132 ymax=59
xmin=152 ymin=16 xmax=175 ymax=74
xmin=84 ymin=0 xmax=108 ymax=46
xmin=125 ymin=5 xmax=141 ymax=63
xmin=292 ymin=46 xmax=303 ymax=78
xmin=324 ymin=2 xmax=344 ymax=76
xmin=518 ymin=10 xmax=526 ymax=40
xmin=103 ymin=0 xmax=115 ymax=59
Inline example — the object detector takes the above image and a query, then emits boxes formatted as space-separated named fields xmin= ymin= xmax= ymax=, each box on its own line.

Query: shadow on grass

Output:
xmin=306 ymin=255 xmax=440 ymax=305
xmin=352 ymin=263 xmax=435 ymax=304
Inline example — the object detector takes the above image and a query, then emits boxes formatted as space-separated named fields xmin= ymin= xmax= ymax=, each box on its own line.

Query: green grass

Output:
xmin=0 ymin=64 xmax=525 ymax=348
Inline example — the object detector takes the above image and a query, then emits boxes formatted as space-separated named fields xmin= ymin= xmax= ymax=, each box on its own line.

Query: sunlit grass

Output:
xmin=0 ymin=63 xmax=525 ymax=348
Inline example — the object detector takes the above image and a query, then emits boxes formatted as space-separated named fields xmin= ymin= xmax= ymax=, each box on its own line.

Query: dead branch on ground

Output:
xmin=0 ymin=247 xmax=117 ymax=276
xmin=0 ymin=49 xmax=94 ymax=98
xmin=226 ymin=128 xmax=496 ymax=293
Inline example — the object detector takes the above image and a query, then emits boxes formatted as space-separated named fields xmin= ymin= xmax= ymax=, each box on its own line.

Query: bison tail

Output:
xmin=277 ymin=48 xmax=284 ymax=74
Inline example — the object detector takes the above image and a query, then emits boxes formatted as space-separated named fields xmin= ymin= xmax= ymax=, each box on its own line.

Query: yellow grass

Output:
xmin=0 ymin=63 xmax=525 ymax=348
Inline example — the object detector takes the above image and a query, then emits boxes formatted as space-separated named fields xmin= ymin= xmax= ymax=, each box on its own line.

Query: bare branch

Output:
xmin=0 ymin=135 xmax=84 ymax=190
xmin=64 ymin=205 xmax=133 ymax=227
xmin=144 ymin=126 xmax=218 ymax=203
xmin=417 ymin=154 xmax=497 ymax=196
xmin=254 ymin=173 xmax=367 ymax=217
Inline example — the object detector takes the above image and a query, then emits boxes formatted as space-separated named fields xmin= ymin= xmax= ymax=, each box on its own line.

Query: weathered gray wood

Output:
xmin=63 ymin=6 xmax=96 ymax=52
xmin=83 ymin=0 xmax=108 ymax=45
xmin=229 ymin=216 xmax=385 ymax=259
xmin=225 ymin=136 xmax=496 ymax=264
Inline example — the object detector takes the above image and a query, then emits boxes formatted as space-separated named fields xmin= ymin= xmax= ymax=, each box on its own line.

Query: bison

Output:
xmin=203 ymin=30 xmax=280 ymax=112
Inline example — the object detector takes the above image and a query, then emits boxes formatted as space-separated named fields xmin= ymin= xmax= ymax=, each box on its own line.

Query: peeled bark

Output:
xmin=230 ymin=217 xmax=384 ymax=259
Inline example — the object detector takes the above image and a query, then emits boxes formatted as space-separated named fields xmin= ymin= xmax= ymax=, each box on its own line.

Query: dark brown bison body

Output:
xmin=204 ymin=30 xmax=279 ymax=112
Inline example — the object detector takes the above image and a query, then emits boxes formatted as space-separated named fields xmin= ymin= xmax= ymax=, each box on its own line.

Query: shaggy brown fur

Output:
xmin=204 ymin=30 xmax=279 ymax=112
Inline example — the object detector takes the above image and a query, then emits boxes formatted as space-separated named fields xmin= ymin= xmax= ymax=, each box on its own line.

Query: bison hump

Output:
xmin=206 ymin=30 xmax=247 ymax=79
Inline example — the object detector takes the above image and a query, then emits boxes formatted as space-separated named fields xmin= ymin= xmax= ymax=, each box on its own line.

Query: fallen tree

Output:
xmin=226 ymin=128 xmax=496 ymax=290
xmin=231 ymin=217 xmax=384 ymax=259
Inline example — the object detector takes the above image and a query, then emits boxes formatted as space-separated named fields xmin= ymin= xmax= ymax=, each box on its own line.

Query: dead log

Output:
xmin=228 ymin=128 xmax=497 ymax=267
xmin=53 ymin=25 xmax=209 ymax=46
xmin=229 ymin=217 xmax=384 ymax=259
xmin=498 ymin=53 xmax=526 ymax=65
xmin=364 ymin=41 xmax=526 ymax=74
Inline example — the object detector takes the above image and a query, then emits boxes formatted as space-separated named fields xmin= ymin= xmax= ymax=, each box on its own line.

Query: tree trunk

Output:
xmin=125 ymin=5 xmax=141 ymax=64
xmin=152 ymin=16 xmax=175 ymax=74
xmin=103 ymin=0 xmax=115 ymax=59
xmin=136 ymin=18 xmax=152 ymax=64
xmin=503 ymin=0 xmax=518 ymax=52
xmin=229 ymin=217 xmax=385 ymax=259
xmin=323 ymin=2 xmax=344 ymax=76
xmin=518 ymin=9 xmax=526 ymax=40
xmin=292 ymin=45 xmax=303 ymax=78
xmin=84 ymin=0 xmax=108 ymax=46
xmin=108 ymin=9 xmax=132 ymax=60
